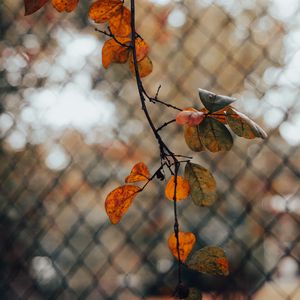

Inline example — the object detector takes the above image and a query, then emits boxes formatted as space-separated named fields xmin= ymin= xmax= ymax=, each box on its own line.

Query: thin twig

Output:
xmin=157 ymin=119 xmax=176 ymax=132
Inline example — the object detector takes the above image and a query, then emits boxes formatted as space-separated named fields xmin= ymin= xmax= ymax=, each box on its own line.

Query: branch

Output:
xmin=129 ymin=0 xmax=184 ymax=291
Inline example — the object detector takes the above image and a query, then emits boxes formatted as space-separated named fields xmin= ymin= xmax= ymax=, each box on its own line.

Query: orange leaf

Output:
xmin=168 ymin=231 xmax=196 ymax=262
xmin=165 ymin=175 xmax=190 ymax=201
xmin=109 ymin=7 xmax=131 ymax=37
xmin=52 ymin=0 xmax=79 ymax=12
xmin=89 ymin=0 xmax=123 ymax=23
xmin=102 ymin=38 xmax=130 ymax=69
xmin=135 ymin=37 xmax=149 ymax=62
xmin=24 ymin=0 xmax=49 ymax=15
xmin=129 ymin=55 xmax=153 ymax=78
xmin=125 ymin=162 xmax=150 ymax=183
xmin=200 ymin=107 xmax=227 ymax=124
xmin=105 ymin=185 xmax=141 ymax=224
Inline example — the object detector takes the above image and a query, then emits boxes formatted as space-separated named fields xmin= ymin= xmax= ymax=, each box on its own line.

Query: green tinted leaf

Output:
xmin=198 ymin=117 xmax=233 ymax=152
xmin=187 ymin=288 xmax=202 ymax=300
xmin=225 ymin=107 xmax=267 ymax=139
xmin=184 ymin=125 xmax=205 ymax=152
xmin=198 ymin=88 xmax=236 ymax=113
xmin=186 ymin=246 xmax=229 ymax=276
xmin=184 ymin=162 xmax=216 ymax=206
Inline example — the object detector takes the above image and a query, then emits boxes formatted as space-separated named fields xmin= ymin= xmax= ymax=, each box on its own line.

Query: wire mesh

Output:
xmin=0 ymin=0 xmax=300 ymax=299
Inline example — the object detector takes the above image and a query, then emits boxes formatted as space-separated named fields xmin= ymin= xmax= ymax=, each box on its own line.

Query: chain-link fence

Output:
xmin=1 ymin=0 xmax=300 ymax=299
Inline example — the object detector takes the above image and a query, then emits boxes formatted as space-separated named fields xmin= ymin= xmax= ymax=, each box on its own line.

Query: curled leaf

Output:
xmin=125 ymin=162 xmax=150 ymax=183
xmin=165 ymin=175 xmax=190 ymax=201
xmin=89 ymin=0 xmax=123 ymax=23
xmin=102 ymin=38 xmax=130 ymax=69
xmin=168 ymin=231 xmax=196 ymax=262
xmin=198 ymin=88 xmax=237 ymax=113
xmin=24 ymin=0 xmax=49 ymax=15
xmin=109 ymin=7 xmax=131 ymax=37
xmin=187 ymin=246 xmax=229 ymax=276
xmin=184 ymin=125 xmax=205 ymax=152
xmin=198 ymin=117 xmax=233 ymax=152
xmin=129 ymin=55 xmax=153 ymax=78
xmin=225 ymin=107 xmax=267 ymax=139
xmin=52 ymin=0 xmax=79 ymax=12
xmin=176 ymin=110 xmax=205 ymax=126
xmin=105 ymin=185 xmax=141 ymax=224
xmin=184 ymin=162 xmax=216 ymax=206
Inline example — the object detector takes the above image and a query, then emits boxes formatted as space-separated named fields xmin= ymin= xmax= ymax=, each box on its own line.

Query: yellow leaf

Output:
xmin=168 ymin=231 xmax=196 ymax=262
xmin=105 ymin=185 xmax=141 ymax=224
xmin=165 ymin=175 xmax=190 ymax=201
xmin=125 ymin=162 xmax=150 ymax=183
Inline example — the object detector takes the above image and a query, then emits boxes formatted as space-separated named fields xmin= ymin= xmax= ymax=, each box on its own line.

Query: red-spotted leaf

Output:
xmin=186 ymin=246 xmax=229 ymax=276
xmin=165 ymin=175 xmax=190 ymax=201
xmin=109 ymin=6 xmax=131 ymax=37
xmin=225 ymin=107 xmax=267 ymax=139
xmin=168 ymin=231 xmax=196 ymax=262
xmin=198 ymin=88 xmax=236 ymax=113
xmin=184 ymin=162 xmax=216 ymax=206
xmin=125 ymin=162 xmax=150 ymax=183
xmin=24 ymin=0 xmax=49 ymax=15
xmin=198 ymin=117 xmax=233 ymax=152
xmin=52 ymin=0 xmax=79 ymax=12
xmin=105 ymin=185 xmax=141 ymax=224
xmin=89 ymin=0 xmax=123 ymax=23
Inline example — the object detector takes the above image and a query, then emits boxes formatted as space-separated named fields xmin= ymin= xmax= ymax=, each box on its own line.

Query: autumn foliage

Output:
xmin=24 ymin=1 xmax=267 ymax=298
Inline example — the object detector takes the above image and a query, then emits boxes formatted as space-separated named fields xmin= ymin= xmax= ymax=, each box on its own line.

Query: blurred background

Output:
xmin=0 ymin=0 xmax=300 ymax=299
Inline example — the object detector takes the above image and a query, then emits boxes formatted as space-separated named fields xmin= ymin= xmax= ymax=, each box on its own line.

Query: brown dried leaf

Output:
xmin=187 ymin=246 xmax=229 ymax=276
xmin=52 ymin=0 xmax=79 ymax=12
xmin=109 ymin=7 xmax=131 ymax=37
xmin=89 ymin=0 xmax=123 ymax=23
xmin=225 ymin=107 xmax=267 ymax=139
xmin=24 ymin=0 xmax=49 ymax=15
xmin=129 ymin=55 xmax=153 ymax=78
xmin=165 ymin=175 xmax=190 ymax=201
xmin=184 ymin=162 xmax=216 ymax=206
xmin=168 ymin=231 xmax=196 ymax=262
xmin=198 ymin=117 xmax=233 ymax=152
xmin=184 ymin=125 xmax=205 ymax=152
xmin=125 ymin=162 xmax=150 ymax=183
xmin=102 ymin=38 xmax=130 ymax=69
xmin=105 ymin=185 xmax=141 ymax=224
